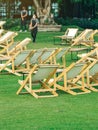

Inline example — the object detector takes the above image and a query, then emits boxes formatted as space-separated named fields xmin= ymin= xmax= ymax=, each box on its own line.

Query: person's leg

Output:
xmin=20 ymin=19 xmax=24 ymax=31
xmin=24 ymin=20 xmax=27 ymax=31
xmin=21 ymin=20 xmax=27 ymax=31
xmin=33 ymin=30 xmax=37 ymax=42
xmin=31 ymin=31 xmax=35 ymax=42
xmin=31 ymin=30 xmax=37 ymax=43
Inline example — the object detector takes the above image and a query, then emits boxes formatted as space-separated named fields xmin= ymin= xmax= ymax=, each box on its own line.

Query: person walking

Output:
xmin=29 ymin=14 xmax=39 ymax=43
xmin=20 ymin=6 xmax=28 ymax=32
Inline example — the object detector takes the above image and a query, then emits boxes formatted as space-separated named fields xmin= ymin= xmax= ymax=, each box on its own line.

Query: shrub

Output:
xmin=54 ymin=17 xmax=98 ymax=29
xmin=2 ymin=18 xmax=30 ymax=31
xmin=1 ymin=17 xmax=98 ymax=31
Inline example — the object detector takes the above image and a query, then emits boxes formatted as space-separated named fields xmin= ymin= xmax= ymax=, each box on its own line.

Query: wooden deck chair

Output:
xmin=79 ymin=29 xmax=98 ymax=47
xmin=39 ymin=48 xmax=60 ymax=64
xmin=0 ymin=29 xmax=4 ymax=37
xmin=0 ymin=37 xmax=31 ymax=56
xmin=0 ymin=21 xmax=6 ymax=29
xmin=0 ymin=31 xmax=18 ymax=48
xmin=54 ymin=28 xmax=78 ymax=45
xmin=77 ymin=47 xmax=98 ymax=92
xmin=0 ymin=41 xmax=20 ymax=56
xmin=71 ymin=29 xmax=96 ymax=47
xmin=71 ymin=47 xmax=98 ymax=92
xmin=29 ymin=48 xmax=59 ymax=66
xmin=87 ymin=29 xmax=97 ymax=41
xmin=77 ymin=46 xmax=98 ymax=63
xmin=53 ymin=47 xmax=71 ymax=68
xmin=29 ymin=48 xmax=47 ymax=65
xmin=16 ymin=64 xmax=59 ymax=98
xmin=7 ymin=38 xmax=31 ymax=55
xmin=0 ymin=50 xmax=35 ymax=76
xmin=86 ymin=62 xmax=98 ymax=92
xmin=55 ymin=61 xmax=91 ymax=95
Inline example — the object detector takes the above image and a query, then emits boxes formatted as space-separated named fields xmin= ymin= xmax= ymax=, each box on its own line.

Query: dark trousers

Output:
xmin=21 ymin=19 xmax=27 ymax=31
xmin=31 ymin=29 xmax=37 ymax=42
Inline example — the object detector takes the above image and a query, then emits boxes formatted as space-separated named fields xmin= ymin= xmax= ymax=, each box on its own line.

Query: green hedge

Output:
xmin=2 ymin=18 xmax=29 ymax=31
xmin=54 ymin=17 xmax=98 ymax=29
xmin=1 ymin=17 xmax=98 ymax=31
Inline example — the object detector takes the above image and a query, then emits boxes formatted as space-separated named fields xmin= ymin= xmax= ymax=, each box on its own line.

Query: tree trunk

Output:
xmin=33 ymin=0 xmax=51 ymax=24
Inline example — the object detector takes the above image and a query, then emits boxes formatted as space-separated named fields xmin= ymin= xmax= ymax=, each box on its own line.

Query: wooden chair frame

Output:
xmin=0 ymin=29 xmax=4 ymax=37
xmin=54 ymin=61 xmax=92 ymax=95
xmin=86 ymin=62 xmax=98 ymax=92
xmin=16 ymin=64 xmax=59 ymax=98
xmin=0 ymin=38 xmax=31 ymax=56
xmin=0 ymin=50 xmax=35 ymax=76
xmin=72 ymin=29 xmax=98 ymax=47
xmin=0 ymin=31 xmax=18 ymax=48
xmin=0 ymin=21 xmax=6 ymax=29
xmin=54 ymin=28 xmax=78 ymax=45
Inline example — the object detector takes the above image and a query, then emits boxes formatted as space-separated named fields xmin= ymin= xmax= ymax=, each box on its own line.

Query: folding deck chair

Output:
xmin=83 ymin=29 xmax=98 ymax=46
xmin=20 ymin=48 xmax=60 ymax=79
xmin=0 ymin=50 xmax=35 ymax=76
xmin=29 ymin=48 xmax=60 ymax=66
xmin=86 ymin=62 xmax=98 ymax=92
xmin=54 ymin=28 xmax=78 ymax=45
xmin=0 ymin=21 xmax=6 ymax=29
xmin=71 ymin=29 xmax=98 ymax=47
xmin=71 ymin=46 xmax=98 ymax=92
xmin=55 ymin=60 xmax=92 ymax=95
xmin=29 ymin=48 xmax=47 ymax=65
xmin=77 ymin=47 xmax=98 ymax=92
xmin=0 ymin=31 xmax=18 ymax=48
xmin=16 ymin=64 xmax=59 ymax=98
xmin=39 ymin=48 xmax=60 ymax=64
xmin=77 ymin=46 xmax=98 ymax=63
xmin=53 ymin=47 xmax=71 ymax=68
xmin=0 ymin=37 xmax=31 ymax=56
xmin=0 ymin=29 xmax=4 ymax=37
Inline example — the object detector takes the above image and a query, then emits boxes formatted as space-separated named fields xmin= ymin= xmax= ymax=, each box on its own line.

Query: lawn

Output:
xmin=0 ymin=31 xmax=98 ymax=130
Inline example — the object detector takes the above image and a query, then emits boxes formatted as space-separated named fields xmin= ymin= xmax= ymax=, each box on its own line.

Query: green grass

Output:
xmin=17 ymin=31 xmax=64 ymax=49
xmin=0 ymin=31 xmax=98 ymax=130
